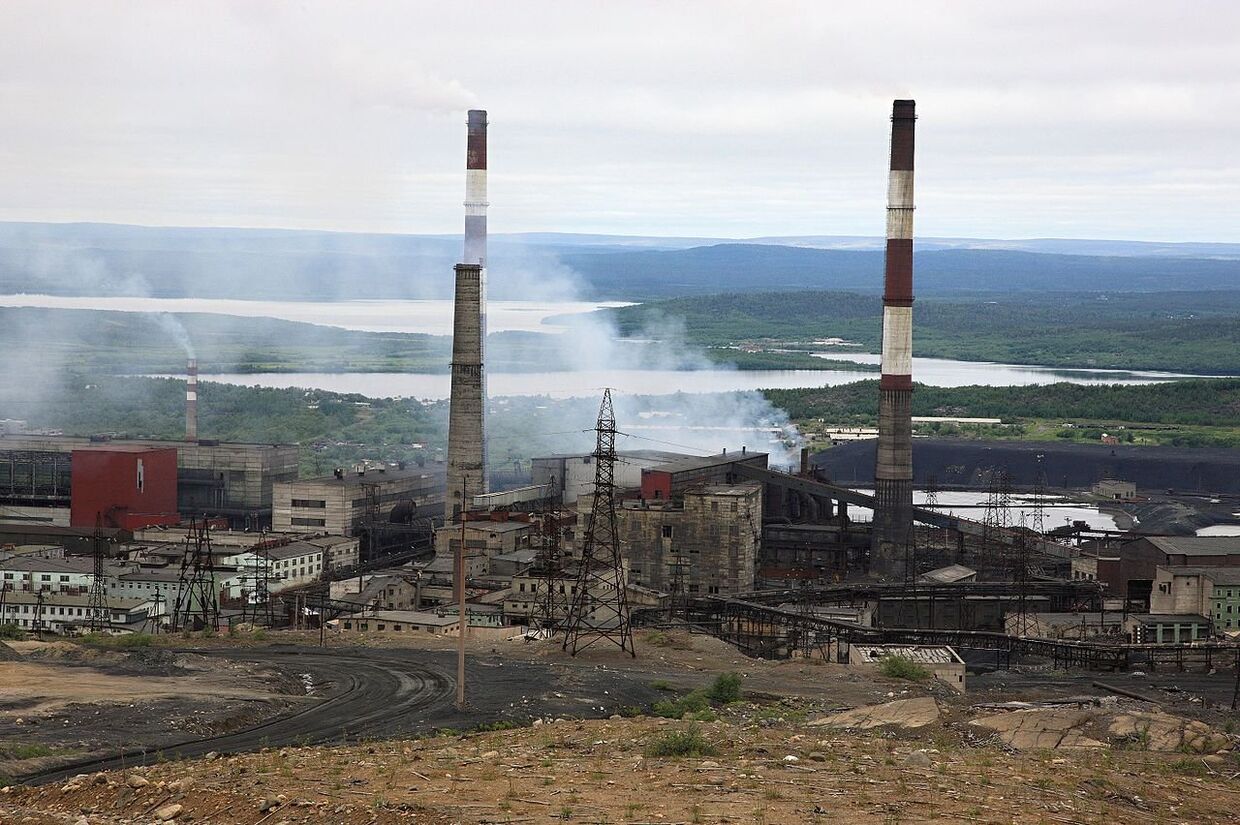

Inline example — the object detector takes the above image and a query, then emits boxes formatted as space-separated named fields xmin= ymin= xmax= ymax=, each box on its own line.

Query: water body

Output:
xmin=848 ymin=488 xmax=1121 ymax=532
xmin=812 ymin=352 xmax=1205 ymax=386
xmin=1196 ymin=524 xmax=1240 ymax=536
xmin=0 ymin=294 xmax=628 ymax=335
xmin=176 ymin=357 xmax=1207 ymax=401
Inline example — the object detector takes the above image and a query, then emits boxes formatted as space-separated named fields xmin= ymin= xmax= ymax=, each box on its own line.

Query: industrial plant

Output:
xmin=2 ymin=100 xmax=1237 ymax=676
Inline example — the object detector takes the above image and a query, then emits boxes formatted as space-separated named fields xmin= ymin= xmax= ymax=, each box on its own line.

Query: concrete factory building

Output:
xmin=532 ymin=450 xmax=684 ymax=504
xmin=272 ymin=466 xmax=443 ymax=535
xmin=0 ymin=434 xmax=298 ymax=529
xmin=620 ymin=483 xmax=762 ymax=596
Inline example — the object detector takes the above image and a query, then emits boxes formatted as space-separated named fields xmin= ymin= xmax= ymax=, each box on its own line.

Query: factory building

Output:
xmin=1092 ymin=536 xmax=1240 ymax=609
xmin=532 ymin=450 xmax=684 ymax=504
xmin=619 ymin=483 xmax=762 ymax=596
xmin=272 ymin=466 xmax=443 ymax=536
xmin=1150 ymin=566 xmax=1240 ymax=632
xmin=0 ymin=434 xmax=299 ymax=529
xmin=69 ymin=446 xmax=179 ymax=530
xmin=639 ymin=451 xmax=768 ymax=501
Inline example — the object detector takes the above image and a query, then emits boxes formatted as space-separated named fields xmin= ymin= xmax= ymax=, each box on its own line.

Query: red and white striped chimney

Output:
xmin=874 ymin=99 xmax=916 ymax=562
xmin=464 ymin=109 xmax=488 ymax=266
xmin=185 ymin=358 xmax=198 ymax=441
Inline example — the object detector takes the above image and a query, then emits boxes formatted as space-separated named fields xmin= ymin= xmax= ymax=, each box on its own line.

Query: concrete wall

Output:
xmin=619 ymin=483 xmax=761 ymax=596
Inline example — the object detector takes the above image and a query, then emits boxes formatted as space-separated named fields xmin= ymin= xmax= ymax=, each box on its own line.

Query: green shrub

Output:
xmin=0 ymin=623 xmax=24 ymax=640
xmin=706 ymin=672 xmax=742 ymax=704
xmin=878 ymin=656 xmax=931 ymax=682
xmin=644 ymin=725 xmax=717 ymax=758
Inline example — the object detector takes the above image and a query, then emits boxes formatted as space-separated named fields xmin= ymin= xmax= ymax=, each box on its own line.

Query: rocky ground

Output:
xmin=3 ymin=630 xmax=1240 ymax=822
xmin=3 ymin=695 xmax=1240 ymax=824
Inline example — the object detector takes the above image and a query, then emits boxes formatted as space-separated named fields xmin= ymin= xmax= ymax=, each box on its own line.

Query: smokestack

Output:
xmin=874 ymin=99 xmax=916 ymax=565
xmin=445 ymin=263 xmax=487 ymax=521
xmin=185 ymin=358 xmax=198 ymax=442
xmin=464 ymin=109 xmax=488 ymax=266
xmin=446 ymin=110 xmax=490 ymax=522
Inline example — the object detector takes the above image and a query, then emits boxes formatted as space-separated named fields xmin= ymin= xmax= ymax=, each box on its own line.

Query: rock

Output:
xmin=1203 ymin=754 xmax=1227 ymax=766
xmin=783 ymin=755 xmax=799 ymax=763
xmin=92 ymin=774 xmax=108 ymax=785
xmin=808 ymin=698 xmax=940 ymax=730
xmin=204 ymin=751 xmax=219 ymax=760
xmin=259 ymin=797 xmax=282 ymax=813
xmin=807 ymin=752 xmax=827 ymax=762
xmin=125 ymin=775 xmax=149 ymax=789
xmin=972 ymin=709 xmax=1105 ymax=750
xmin=698 ymin=760 xmax=721 ymax=769
xmin=154 ymin=803 xmax=183 ymax=821
xmin=480 ymin=750 xmax=500 ymax=760
xmin=904 ymin=750 xmax=933 ymax=768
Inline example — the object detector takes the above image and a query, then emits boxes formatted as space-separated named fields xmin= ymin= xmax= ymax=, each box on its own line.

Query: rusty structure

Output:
xmin=185 ymin=358 xmax=198 ymax=441
xmin=873 ymin=99 xmax=917 ymax=568
xmin=445 ymin=109 xmax=490 ymax=521
xmin=563 ymin=390 xmax=635 ymax=657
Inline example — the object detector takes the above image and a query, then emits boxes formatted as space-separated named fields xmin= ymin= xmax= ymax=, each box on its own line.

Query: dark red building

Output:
xmin=70 ymin=446 xmax=180 ymax=530
xmin=639 ymin=451 xmax=768 ymax=502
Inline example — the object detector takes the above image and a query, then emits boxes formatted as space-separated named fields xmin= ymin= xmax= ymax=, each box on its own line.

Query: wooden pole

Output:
xmin=456 ymin=479 xmax=467 ymax=710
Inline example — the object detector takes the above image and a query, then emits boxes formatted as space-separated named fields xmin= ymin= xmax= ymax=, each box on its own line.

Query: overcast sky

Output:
xmin=1 ymin=1 xmax=1237 ymax=241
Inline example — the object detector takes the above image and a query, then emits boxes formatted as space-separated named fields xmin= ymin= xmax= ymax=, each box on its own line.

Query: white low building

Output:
xmin=0 ymin=591 xmax=157 ymax=634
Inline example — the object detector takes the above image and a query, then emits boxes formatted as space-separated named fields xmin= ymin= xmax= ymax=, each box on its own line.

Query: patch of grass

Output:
xmin=79 ymin=632 xmax=153 ymax=648
xmin=1166 ymin=757 xmax=1208 ymax=777
xmin=0 ymin=623 xmax=25 ymax=640
xmin=473 ymin=719 xmax=524 ymax=733
xmin=644 ymin=725 xmax=718 ymax=759
xmin=877 ymin=656 xmax=931 ymax=682
xmin=650 ymin=680 xmax=674 ymax=692
xmin=2 ymin=743 xmax=54 ymax=760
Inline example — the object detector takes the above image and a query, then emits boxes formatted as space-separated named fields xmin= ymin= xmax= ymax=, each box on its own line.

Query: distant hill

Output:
xmin=562 ymin=244 xmax=1240 ymax=299
xmin=1 ymin=222 xmax=1238 ymax=302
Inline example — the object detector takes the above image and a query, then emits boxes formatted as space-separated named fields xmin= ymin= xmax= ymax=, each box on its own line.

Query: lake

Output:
xmin=8 ymin=293 xmax=1217 ymax=399
xmin=173 ymin=357 xmax=1208 ymax=401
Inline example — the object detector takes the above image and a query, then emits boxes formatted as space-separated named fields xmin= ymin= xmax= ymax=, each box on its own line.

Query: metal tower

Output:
xmin=532 ymin=478 xmax=568 ymax=634
xmin=171 ymin=518 xmax=221 ymax=632
xmin=562 ymin=389 xmax=635 ymax=657
xmin=87 ymin=514 xmax=110 ymax=632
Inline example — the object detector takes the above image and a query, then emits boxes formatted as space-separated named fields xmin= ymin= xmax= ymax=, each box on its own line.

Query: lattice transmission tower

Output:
xmin=531 ymin=476 xmax=569 ymax=635
xmin=562 ymin=389 xmax=635 ymax=657
xmin=87 ymin=514 xmax=111 ymax=632
xmin=172 ymin=518 xmax=221 ymax=631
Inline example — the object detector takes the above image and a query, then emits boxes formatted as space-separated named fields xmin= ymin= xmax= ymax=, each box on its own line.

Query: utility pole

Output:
xmin=455 ymin=478 xmax=467 ymax=710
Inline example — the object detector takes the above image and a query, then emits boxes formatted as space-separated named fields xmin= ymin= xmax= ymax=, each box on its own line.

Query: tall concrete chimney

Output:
xmin=874 ymin=99 xmax=916 ymax=564
xmin=446 ymin=263 xmax=486 ymax=520
xmin=185 ymin=357 xmax=198 ymax=442
xmin=444 ymin=109 xmax=490 ymax=522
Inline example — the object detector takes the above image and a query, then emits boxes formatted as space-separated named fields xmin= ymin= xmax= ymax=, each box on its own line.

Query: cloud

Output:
xmin=0 ymin=1 xmax=1237 ymax=240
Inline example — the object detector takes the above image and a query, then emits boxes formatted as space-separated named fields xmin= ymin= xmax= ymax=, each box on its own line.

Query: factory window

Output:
xmin=41 ymin=575 xmax=50 ymax=581
xmin=292 ymin=518 xmax=326 ymax=527
xmin=136 ymin=459 xmax=144 ymax=492
xmin=292 ymin=499 xmax=327 ymax=509
xmin=729 ymin=525 xmax=739 ymax=537
xmin=661 ymin=526 xmax=673 ymax=539
xmin=711 ymin=501 xmax=718 ymax=512
xmin=344 ymin=621 xmax=352 ymax=629
xmin=60 ymin=576 xmax=69 ymax=582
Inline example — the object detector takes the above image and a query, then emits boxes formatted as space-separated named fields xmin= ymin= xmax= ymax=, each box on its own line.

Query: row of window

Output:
xmin=2 ymin=573 xmax=75 ymax=582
